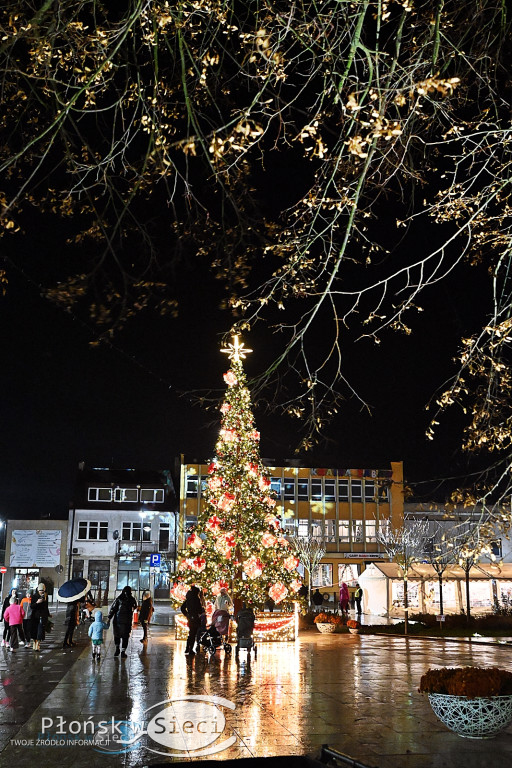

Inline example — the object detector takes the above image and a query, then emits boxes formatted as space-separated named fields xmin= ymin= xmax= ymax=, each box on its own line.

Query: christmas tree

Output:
xmin=171 ymin=336 xmax=303 ymax=609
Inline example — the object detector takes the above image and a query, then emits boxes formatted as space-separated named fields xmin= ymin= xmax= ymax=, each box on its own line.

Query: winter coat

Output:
xmin=65 ymin=602 xmax=80 ymax=627
xmin=138 ymin=597 xmax=153 ymax=623
xmin=3 ymin=604 xmax=24 ymax=626
xmin=88 ymin=610 xmax=109 ymax=641
xmin=214 ymin=591 xmax=233 ymax=613
xmin=339 ymin=583 xmax=350 ymax=604
xmin=31 ymin=593 xmax=50 ymax=622
xmin=109 ymin=591 xmax=137 ymax=628
xmin=1 ymin=593 xmax=16 ymax=621
xmin=312 ymin=590 xmax=324 ymax=606
xmin=181 ymin=587 xmax=204 ymax=621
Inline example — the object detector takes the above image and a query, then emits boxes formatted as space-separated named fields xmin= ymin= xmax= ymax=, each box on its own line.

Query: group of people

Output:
xmin=311 ymin=583 xmax=364 ymax=615
xmin=180 ymin=584 xmax=253 ymax=657
xmin=1 ymin=583 xmax=52 ymax=652
xmin=1 ymin=583 xmax=155 ymax=659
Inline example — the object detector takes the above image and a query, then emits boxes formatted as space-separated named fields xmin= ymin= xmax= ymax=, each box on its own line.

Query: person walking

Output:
xmin=181 ymin=585 xmax=205 ymax=656
xmin=354 ymin=583 xmax=363 ymax=614
xmin=108 ymin=586 xmax=137 ymax=658
xmin=339 ymin=582 xmax=350 ymax=615
xmin=88 ymin=609 xmax=110 ymax=660
xmin=138 ymin=591 xmax=154 ymax=643
xmin=63 ymin=600 xmax=80 ymax=649
xmin=1 ymin=588 xmax=17 ymax=647
xmin=312 ymin=589 xmax=323 ymax=612
xmin=30 ymin=583 xmax=51 ymax=651
xmin=20 ymin=590 xmax=32 ymax=646
xmin=3 ymin=597 xmax=25 ymax=652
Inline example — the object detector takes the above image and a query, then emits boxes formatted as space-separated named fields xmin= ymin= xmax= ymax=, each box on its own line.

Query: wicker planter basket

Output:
xmin=428 ymin=693 xmax=512 ymax=739
xmin=348 ymin=627 xmax=360 ymax=635
xmin=316 ymin=622 xmax=336 ymax=634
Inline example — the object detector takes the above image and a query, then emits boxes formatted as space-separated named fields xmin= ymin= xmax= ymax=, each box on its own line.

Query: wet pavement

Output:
xmin=1 ymin=610 xmax=512 ymax=768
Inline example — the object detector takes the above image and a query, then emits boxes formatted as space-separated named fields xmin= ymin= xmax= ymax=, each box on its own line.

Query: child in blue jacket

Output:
xmin=88 ymin=609 xmax=110 ymax=660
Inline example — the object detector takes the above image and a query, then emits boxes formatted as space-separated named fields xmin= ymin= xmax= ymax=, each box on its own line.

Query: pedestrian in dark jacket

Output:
xmin=312 ymin=589 xmax=323 ymax=611
xmin=138 ymin=591 xmax=154 ymax=643
xmin=181 ymin=585 xmax=205 ymax=656
xmin=62 ymin=600 xmax=80 ymax=649
xmin=108 ymin=586 xmax=137 ymax=657
xmin=30 ymin=583 xmax=50 ymax=651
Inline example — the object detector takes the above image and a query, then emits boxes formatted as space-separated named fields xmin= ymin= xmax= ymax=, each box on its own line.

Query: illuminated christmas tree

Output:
xmin=171 ymin=336 xmax=303 ymax=609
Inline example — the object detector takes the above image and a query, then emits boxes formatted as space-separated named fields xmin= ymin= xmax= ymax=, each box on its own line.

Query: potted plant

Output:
xmin=314 ymin=613 xmax=343 ymax=633
xmin=419 ymin=666 xmax=512 ymax=738
xmin=346 ymin=618 xmax=361 ymax=634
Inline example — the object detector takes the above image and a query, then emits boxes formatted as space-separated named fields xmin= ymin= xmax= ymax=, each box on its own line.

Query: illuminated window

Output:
xmin=88 ymin=487 xmax=112 ymax=502
xmin=200 ymin=476 xmax=209 ymax=497
xmin=78 ymin=521 xmax=108 ymax=540
xmin=298 ymin=519 xmax=309 ymax=538
xmin=311 ymin=520 xmax=324 ymax=539
xmin=325 ymin=519 xmax=336 ymax=542
xmin=339 ymin=520 xmax=350 ymax=542
xmin=351 ymin=480 xmax=362 ymax=500
xmin=365 ymin=520 xmax=377 ymax=542
xmin=352 ymin=521 xmax=363 ymax=542
xmin=114 ymin=487 xmax=138 ymax=502
xmin=140 ymin=488 xmax=164 ymax=503
xmin=312 ymin=564 xmax=332 ymax=588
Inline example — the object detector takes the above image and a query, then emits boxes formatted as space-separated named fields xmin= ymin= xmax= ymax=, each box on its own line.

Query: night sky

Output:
xmin=1 ymin=222 xmax=489 ymax=521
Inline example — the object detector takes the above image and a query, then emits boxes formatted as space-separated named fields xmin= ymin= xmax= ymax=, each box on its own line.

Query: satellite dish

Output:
xmin=113 ymin=530 xmax=119 ymax=540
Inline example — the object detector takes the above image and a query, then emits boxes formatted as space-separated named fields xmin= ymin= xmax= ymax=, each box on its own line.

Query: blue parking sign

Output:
xmin=150 ymin=553 xmax=161 ymax=567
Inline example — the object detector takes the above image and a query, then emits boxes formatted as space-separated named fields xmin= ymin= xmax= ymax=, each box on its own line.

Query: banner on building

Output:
xmin=10 ymin=529 xmax=62 ymax=568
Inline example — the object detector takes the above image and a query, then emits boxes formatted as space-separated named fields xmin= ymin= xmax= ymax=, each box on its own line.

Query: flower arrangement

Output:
xmin=314 ymin=612 xmax=343 ymax=625
xmin=419 ymin=667 xmax=512 ymax=698
xmin=346 ymin=619 xmax=361 ymax=630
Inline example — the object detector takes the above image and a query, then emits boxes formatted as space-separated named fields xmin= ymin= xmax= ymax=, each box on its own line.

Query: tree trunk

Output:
xmin=403 ymin=574 xmax=408 ymax=635
xmin=465 ymin=569 xmax=471 ymax=621
xmin=438 ymin=573 xmax=444 ymax=616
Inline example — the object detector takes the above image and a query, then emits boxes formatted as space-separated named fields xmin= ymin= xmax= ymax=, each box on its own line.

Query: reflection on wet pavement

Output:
xmin=1 ymin=620 xmax=512 ymax=767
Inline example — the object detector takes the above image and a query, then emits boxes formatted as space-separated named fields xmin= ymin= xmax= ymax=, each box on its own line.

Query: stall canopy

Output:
xmin=373 ymin=563 xmax=512 ymax=581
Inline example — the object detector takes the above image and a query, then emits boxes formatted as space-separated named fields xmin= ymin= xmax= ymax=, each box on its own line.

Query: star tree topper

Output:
xmin=221 ymin=334 xmax=253 ymax=362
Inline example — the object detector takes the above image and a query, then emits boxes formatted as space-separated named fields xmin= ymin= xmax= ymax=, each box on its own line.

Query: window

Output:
xmin=284 ymin=480 xmax=295 ymax=500
xmin=378 ymin=518 xmax=391 ymax=538
xmin=88 ymin=487 xmax=112 ymax=502
xmin=185 ymin=515 xmax=198 ymax=533
xmin=338 ymin=480 xmax=349 ymax=501
xmin=271 ymin=478 xmax=282 ymax=497
xmin=312 ymin=563 xmax=333 ymax=588
xmin=365 ymin=520 xmax=377 ymax=542
xmin=351 ymin=480 xmax=362 ymax=500
xmin=78 ymin=521 xmax=108 ymax=540
xmin=114 ymin=487 xmax=138 ymax=502
xmin=186 ymin=476 xmax=199 ymax=498
xmin=352 ymin=521 xmax=363 ymax=542
xmin=281 ymin=516 xmax=297 ymax=534
xmin=339 ymin=520 xmax=350 ymax=542
xmin=311 ymin=479 xmax=322 ymax=501
xmin=325 ymin=519 xmax=336 ymax=543
xmin=159 ymin=523 xmax=171 ymax=551
xmin=297 ymin=480 xmax=309 ymax=501
xmin=200 ymin=476 xmax=209 ymax=497
xmin=140 ymin=488 xmax=165 ymax=503
xmin=491 ymin=540 xmax=502 ymax=558
xmin=364 ymin=481 xmax=375 ymax=501
xmin=298 ymin=519 xmax=309 ymax=538
xmin=311 ymin=520 xmax=324 ymax=539
xmin=324 ymin=479 xmax=335 ymax=502
xmin=338 ymin=563 xmax=359 ymax=584
xmin=379 ymin=482 xmax=390 ymax=501
xmin=122 ymin=522 xmax=151 ymax=542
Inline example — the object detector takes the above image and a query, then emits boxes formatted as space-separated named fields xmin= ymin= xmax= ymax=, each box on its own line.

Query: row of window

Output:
xmin=186 ymin=476 xmax=389 ymax=502
xmin=77 ymin=521 xmax=173 ymax=542
xmin=87 ymin=487 xmax=165 ymax=503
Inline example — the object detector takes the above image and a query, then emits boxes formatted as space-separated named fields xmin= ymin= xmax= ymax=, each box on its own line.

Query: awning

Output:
xmin=372 ymin=562 xmax=512 ymax=581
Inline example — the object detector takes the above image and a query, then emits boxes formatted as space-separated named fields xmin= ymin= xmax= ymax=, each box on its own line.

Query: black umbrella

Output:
xmin=57 ymin=577 xmax=92 ymax=603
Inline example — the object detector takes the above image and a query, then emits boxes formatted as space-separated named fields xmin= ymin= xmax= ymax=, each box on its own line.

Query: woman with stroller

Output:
xmin=181 ymin=585 xmax=205 ymax=657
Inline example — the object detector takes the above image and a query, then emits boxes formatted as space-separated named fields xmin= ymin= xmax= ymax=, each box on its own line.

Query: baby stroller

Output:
xmin=235 ymin=606 xmax=257 ymax=660
xmin=197 ymin=609 xmax=232 ymax=661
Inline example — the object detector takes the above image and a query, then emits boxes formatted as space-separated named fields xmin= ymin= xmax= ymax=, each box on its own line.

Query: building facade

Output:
xmin=68 ymin=464 xmax=177 ymax=603
xmin=179 ymin=457 xmax=404 ymax=604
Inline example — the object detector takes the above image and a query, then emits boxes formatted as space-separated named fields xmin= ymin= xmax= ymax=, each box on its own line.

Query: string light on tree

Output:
xmin=171 ymin=335 xmax=303 ymax=611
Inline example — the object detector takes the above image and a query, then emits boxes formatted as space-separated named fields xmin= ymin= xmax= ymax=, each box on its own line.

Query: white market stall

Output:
xmin=359 ymin=561 xmax=512 ymax=617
